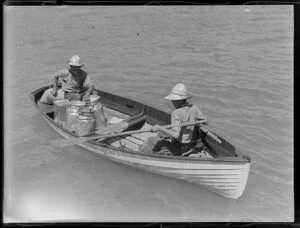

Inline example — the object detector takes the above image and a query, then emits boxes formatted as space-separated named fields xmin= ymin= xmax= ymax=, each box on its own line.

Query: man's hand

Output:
xmin=151 ymin=125 xmax=160 ymax=133
xmin=51 ymin=89 xmax=57 ymax=97
xmin=199 ymin=119 xmax=209 ymax=125
xmin=202 ymin=120 xmax=209 ymax=125
xmin=82 ymin=94 xmax=90 ymax=101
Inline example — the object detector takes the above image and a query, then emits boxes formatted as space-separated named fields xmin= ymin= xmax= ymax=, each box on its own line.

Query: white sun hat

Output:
xmin=68 ymin=55 xmax=84 ymax=67
xmin=164 ymin=83 xmax=192 ymax=100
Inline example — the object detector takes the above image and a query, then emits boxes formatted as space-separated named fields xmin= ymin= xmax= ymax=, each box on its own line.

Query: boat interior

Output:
xmin=32 ymin=86 xmax=246 ymax=160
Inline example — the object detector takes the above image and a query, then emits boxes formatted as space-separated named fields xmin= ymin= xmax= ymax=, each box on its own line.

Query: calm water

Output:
xmin=4 ymin=6 xmax=293 ymax=222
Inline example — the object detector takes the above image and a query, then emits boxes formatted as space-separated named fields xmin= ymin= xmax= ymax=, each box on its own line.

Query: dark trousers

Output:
xmin=139 ymin=134 xmax=197 ymax=156
xmin=64 ymin=92 xmax=84 ymax=101
xmin=64 ymin=87 xmax=90 ymax=101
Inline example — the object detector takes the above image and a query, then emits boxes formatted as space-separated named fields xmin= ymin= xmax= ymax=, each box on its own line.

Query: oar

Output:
xmin=95 ymin=121 xmax=129 ymax=135
xmin=199 ymin=125 xmax=222 ymax=144
xmin=49 ymin=120 xmax=221 ymax=148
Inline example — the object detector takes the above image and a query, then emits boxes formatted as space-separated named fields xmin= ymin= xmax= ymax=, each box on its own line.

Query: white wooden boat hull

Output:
xmin=44 ymin=115 xmax=250 ymax=199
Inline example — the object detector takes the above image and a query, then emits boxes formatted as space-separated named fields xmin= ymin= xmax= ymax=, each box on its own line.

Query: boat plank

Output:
xmin=124 ymin=136 xmax=145 ymax=145
xmin=120 ymin=138 xmax=139 ymax=151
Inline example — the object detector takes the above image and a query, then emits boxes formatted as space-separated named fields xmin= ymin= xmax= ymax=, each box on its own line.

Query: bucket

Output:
xmin=53 ymin=99 xmax=70 ymax=125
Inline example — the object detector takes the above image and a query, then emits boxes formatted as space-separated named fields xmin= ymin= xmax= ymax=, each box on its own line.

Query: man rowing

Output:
xmin=40 ymin=55 xmax=95 ymax=104
xmin=139 ymin=83 xmax=208 ymax=156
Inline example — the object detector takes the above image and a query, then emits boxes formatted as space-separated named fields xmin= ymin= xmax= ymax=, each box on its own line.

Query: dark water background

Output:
xmin=4 ymin=6 xmax=293 ymax=222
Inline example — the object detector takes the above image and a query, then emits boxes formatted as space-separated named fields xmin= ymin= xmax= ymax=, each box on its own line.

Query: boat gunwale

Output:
xmin=29 ymin=85 xmax=251 ymax=164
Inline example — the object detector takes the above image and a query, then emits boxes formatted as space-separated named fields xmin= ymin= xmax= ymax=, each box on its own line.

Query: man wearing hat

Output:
xmin=140 ymin=83 xmax=208 ymax=156
xmin=40 ymin=55 xmax=94 ymax=104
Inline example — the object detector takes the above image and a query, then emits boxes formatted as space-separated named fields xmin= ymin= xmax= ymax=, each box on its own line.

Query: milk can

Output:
xmin=67 ymin=100 xmax=86 ymax=131
xmin=71 ymin=107 xmax=96 ymax=136
xmin=67 ymin=101 xmax=86 ymax=115
xmin=85 ymin=95 xmax=101 ymax=108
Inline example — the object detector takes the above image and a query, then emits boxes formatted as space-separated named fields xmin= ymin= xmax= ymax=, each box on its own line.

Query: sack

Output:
xmin=40 ymin=88 xmax=65 ymax=104
xmin=139 ymin=136 xmax=160 ymax=153
xmin=189 ymin=148 xmax=214 ymax=159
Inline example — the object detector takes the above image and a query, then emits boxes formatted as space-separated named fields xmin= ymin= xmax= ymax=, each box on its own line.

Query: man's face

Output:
xmin=171 ymin=100 xmax=183 ymax=108
xmin=70 ymin=65 xmax=81 ymax=74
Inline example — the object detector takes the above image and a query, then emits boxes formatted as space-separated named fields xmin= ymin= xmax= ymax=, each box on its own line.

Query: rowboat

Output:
xmin=30 ymin=85 xmax=251 ymax=199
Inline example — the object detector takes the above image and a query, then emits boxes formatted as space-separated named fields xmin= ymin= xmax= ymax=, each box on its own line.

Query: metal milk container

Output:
xmin=72 ymin=107 xmax=96 ymax=136
xmin=66 ymin=100 xmax=86 ymax=131
xmin=85 ymin=95 xmax=101 ymax=108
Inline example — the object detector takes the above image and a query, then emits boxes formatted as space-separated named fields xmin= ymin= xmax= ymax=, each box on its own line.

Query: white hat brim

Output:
xmin=68 ymin=62 xmax=84 ymax=67
xmin=164 ymin=93 xmax=191 ymax=100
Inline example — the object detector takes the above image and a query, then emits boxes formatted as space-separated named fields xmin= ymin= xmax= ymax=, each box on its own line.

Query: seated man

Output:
xmin=139 ymin=83 xmax=208 ymax=156
xmin=40 ymin=55 xmax=94 ymax=104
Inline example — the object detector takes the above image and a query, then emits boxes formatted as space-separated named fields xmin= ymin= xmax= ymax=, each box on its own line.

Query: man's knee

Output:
xmin=40 ymin=88 xmax=55 ymax=104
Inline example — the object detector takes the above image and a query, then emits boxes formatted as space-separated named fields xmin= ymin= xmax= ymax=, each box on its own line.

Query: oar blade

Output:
xmin=200 ymin=126 xmax=222 ymax=144
xmin=206 ymin=131 xmax=222 ymax=144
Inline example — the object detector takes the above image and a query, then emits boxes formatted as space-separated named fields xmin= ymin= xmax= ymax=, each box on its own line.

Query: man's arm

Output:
xmin=52 ymin=69 xmax=68 ymax=96
xmin=84 ymin=84 xmax=95 ymax=96
xmin=151 ymin=112 xmax=181 ymax=140
xmin=82 ymin=75 xmax=94 ymax=100
xmin=154 ymin=126 xmax=180 ymax=139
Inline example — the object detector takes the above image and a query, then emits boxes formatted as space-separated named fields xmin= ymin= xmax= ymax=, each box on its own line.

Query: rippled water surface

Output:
xmin=4 ymin=6 xmax=293 ymax=222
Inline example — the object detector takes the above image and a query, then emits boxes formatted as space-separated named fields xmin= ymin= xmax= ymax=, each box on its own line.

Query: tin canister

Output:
xmin=67 ymin=100 xmax=86 ymax=115
xmin=67 ymin=101 xmax=86 ymax=132
xmin=86 ymin=95 xmax=101 ymax=108
xmin=71 ymin=107 xmax=96 ymax=136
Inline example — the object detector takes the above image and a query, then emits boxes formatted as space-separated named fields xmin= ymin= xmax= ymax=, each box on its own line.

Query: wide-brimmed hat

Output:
xmin=68 ymin=55 xmax=84 ymax=67
xmin=164 ymin=83 xmax=192 ymax=100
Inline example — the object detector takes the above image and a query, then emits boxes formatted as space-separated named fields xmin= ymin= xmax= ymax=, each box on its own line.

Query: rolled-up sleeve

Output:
xmin=171 ymin=112 xmax=182 ymax=135
xmin=54 ymin=69 xmax=69 ymax=78
xmin=83 ymin=75 xmax=93 ymax=87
